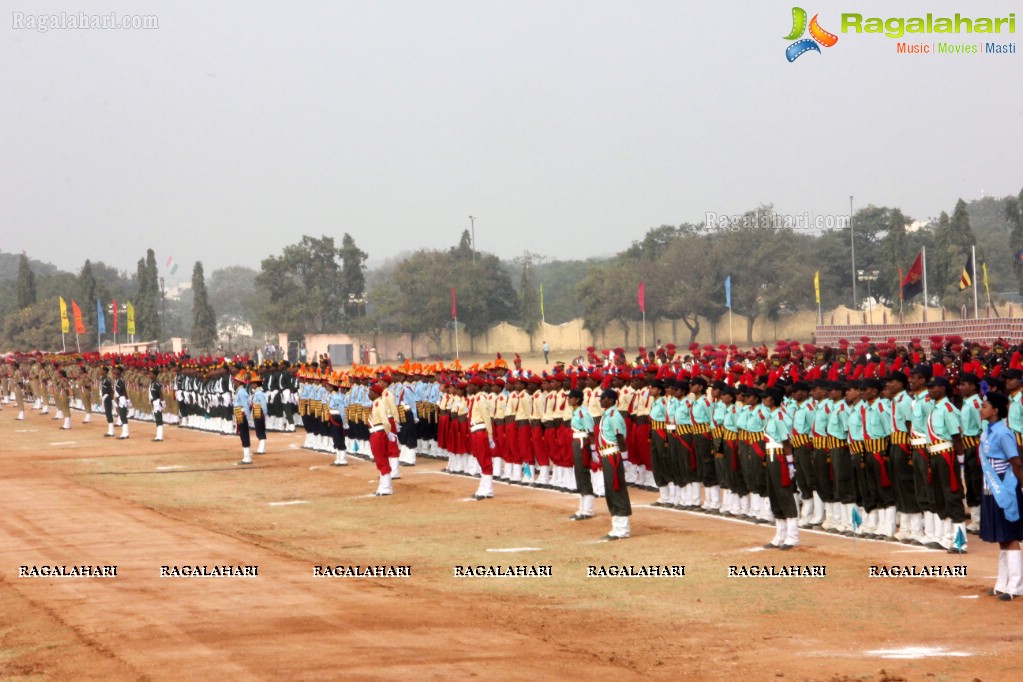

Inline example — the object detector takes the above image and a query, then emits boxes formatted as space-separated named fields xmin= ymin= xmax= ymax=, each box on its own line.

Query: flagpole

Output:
xmin=641 ymin=309 xmax=646 ymax=351
xmin=921 ymin=246 xmax=928 ymax=322
xmin=62 ymin=331 xmax=66 ymax=353
xmin=971 ymin=244 xmax=979 ymax=319
xmin=76 ymin=332 xmax=80 ymax=353
xmin=898 ymin=265 xmax=904 ymax=322
xmin=728 ymin=309 xmax=733 ymax=346
xmin=454 ymin=316 xmax=459 ymax=361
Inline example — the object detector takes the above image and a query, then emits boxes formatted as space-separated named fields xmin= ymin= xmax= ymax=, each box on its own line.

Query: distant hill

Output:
xmin=0 ymin=251 xmax=60 ymax=281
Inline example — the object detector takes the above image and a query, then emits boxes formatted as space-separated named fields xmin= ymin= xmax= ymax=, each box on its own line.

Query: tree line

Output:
xmin=3 ymin=187 xmax=1022 ymax=352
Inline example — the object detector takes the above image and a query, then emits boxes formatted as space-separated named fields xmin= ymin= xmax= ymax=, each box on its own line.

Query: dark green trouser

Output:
xmin=929 ymin=451 xmax=966 ymax=522
xmin=573 ymin=439 xmax=594 ymax=497
xmin=890 ymin=443 xmax=919 ymax=513
xmin=766 ymin=453 xmax=798 ymax=519
xmin=912 ymin=449 xmax=936 ymax=513
xmin=793 ymin=444 xmax=815 ymax=500
xmin=812 ymin=448 xmax=834 ymax=502
xmin=830 ymin=447 xmax=855 ymax=504
xmin=650 ymin=431 xmax=671 ymax=488
xmin=667 ymin=435 xmax=684 ymax=487
xmin=602 ymin=455 xmax=632 ymax=517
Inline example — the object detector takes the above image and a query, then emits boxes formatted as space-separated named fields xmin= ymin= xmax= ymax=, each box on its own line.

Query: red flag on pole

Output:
xmin=638 ymin=281 xmax=645 ymax=313
xmin=901 ymin=252 xmax=923 ymax=299
xmin=451 ymin=288 xmax=457 ymax=319
xmin=112 ymin=299 xmax=119 ymax=334
xmin=71 ymin=300 xmax=86 ymax=334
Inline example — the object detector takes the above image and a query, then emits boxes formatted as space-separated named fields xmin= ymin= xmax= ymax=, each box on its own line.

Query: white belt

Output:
xmin=599 ymin=446 xmax=619 ymax=455
xmin=928 ymin=441 xmax=952 ymax=453
xmin=766 ymin=441 xmax=784 ymax=452
xmin=910 ymin=432 xmax=927 ymax=446
xmin=573 ymin=430 xmax=590 ymax=439
xmin=369 ymin=425 xmax=386 ymax=433
xmin=470 ymin=424 xmax=488 ymax=433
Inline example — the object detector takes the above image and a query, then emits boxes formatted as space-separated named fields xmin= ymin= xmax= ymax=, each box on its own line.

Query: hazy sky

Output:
xmin=3 ymin=0 xmax=1021 ymax=284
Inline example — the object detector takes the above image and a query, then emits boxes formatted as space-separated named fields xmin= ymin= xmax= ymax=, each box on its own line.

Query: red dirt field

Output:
xmin=2 ymin=409 xmax=1020 ymax=682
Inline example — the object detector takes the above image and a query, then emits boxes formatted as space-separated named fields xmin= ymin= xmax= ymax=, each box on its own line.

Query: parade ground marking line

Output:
xmin=155 ymin=465 xmax=188 ymax=471
xmin=864 ymin=646 xmax=971 ymax=659
xmin=49 ymin=441 xmax=77 ymax=446
xmin=959 ymin=595 xmax=980 ymax=599
xmin=268 ymin=500 xmax=309 ymax=506
xmin=486 ymin=547 xmax=544 ymax=553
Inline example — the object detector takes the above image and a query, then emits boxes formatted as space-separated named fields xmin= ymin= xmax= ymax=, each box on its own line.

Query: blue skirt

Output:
xmin=980 ymin=488 xmax=1023 ymax=543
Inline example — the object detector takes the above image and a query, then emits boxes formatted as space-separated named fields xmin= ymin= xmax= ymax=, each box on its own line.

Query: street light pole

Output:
xmin=468 ymin=215 xmax=476 ymax=264
xmin=850 ymin=195 xmax=856 ymax=310
xmin=159 ymin=276 xmax=165 ymax=349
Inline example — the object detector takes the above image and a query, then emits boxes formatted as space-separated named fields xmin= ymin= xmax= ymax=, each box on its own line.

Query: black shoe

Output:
xmin=987 ymin=588 xmax=1005 ymax=597
xmin=779 ymin=544 xmax=797 ymax=551
xmin=998 ymin=593 xmax=1018 ymax=601
xmin=603 ymin=534 xmax=622 ymax=541
xmin=153 ymin=438 xmax=163 ymax=442
xmin=947 ymin=547 xmax=967 ymax=555
xmin=373 ymin=491 xmax=392 ymax=497
xmin=763 ymin=543 xmax=780 ymax=549
xmin=472 ymin=494 xmax=493 ymax=500
xmin=117 ymin=436 xmax=129 ymax=440
xmin=104 ymin=433 xmax=114 ymax=438
xmin=237 ymin=460 xmax=252 ymax=465
xmin=924 ymin=541 xmax=943 ymax=550
xmin=569 ymin=514 xmax=593 ymax=521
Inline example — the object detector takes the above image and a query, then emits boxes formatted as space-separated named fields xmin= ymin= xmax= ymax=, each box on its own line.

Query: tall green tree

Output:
xmin=339 ymin=233 xmax=368 ymax=319
xmin=878 ymin=208 xmax=912 ymax=304
xmin=77 ymin=260 xmax=97 ymax=328
xmin=191 ymin=261 xmax=217 ymax=351
xmin=515 ymin=251 xmax=542 ymax=347
xmin=256 ymin=235 xmax=365 ymax=335
xmin=16 ymin=253 xmax=36 ymax=310
xmin=1009 ymin=189 xmax=1023 ymax=297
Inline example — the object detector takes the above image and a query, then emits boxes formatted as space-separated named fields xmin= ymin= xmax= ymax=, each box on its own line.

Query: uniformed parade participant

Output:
xmin=886 ymin=371 xmax=916 ymax=542
xmin=762 ymin=387 xmax=798 ymax=549
xmin=648 ymin=379 xmax=673 ymax=507
xmin=826 ymin=381 xmax=854 ymax=535
xmin=788 ymin=381 xmax=817 ymax=527
xmin=366 ymin=382 xmax=399 ymax=496
xmin=250 ymin=372 xmax=269 ymax=454
xmin=691 ymin=375 xmax=720 ymax=512
xmin=327 ymin=373 xmax=349 ymax=466
xmin=597 ymin=388 xmax=631 ymax=540
xmin=959 ymin=373 xmax=984 ymax=533
xmin=113 ymin=365 xmax=130 ymax=439
xmin=148 ymin=367 xmax=165 ymax=442
xmin=568 ymin=388 xmax=597 ymax=520
xmin=909 ymin=364 xmax=940 ymax=547
xmin=862 ymin=378 xmax=895 ymax=538
xmin=465 ymin=376 xmax=497 ymax=499
xmin=233 ymin=370 xmax=254 ymax=465
xmin=54 ymin=369 xmax=71 ymax=430
xmin=978 ymin=392 xmax=1023 ymax=601
xmin=926 ymin=376 xmax=968 ymax=552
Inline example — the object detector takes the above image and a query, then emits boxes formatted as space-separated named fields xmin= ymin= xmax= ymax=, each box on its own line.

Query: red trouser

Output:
xmin=369 ymin=431 xmax=391 ymax=475
xmin=532 ymin=425 xmax=549 ymax=465
xmin=470 ymin=430 xmax=493 ymax=475
xmin=437 ymin=415 xmax=449 ymax=449
xmin=503 ymin=422 xmax=517 ymax=464
xmin=633 ymin=422 xmax=651 ymax=468
xmin=517 ymin=422 xmax=533 ymax=464
xmin=494 ymin=422 xmax=507 ymax=460
xmin=544 ymin=426 xmax=560 ymax=465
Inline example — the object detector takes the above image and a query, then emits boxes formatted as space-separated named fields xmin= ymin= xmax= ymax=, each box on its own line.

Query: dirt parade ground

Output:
xmin=1 ymin=409 xmax=1021 ymax=682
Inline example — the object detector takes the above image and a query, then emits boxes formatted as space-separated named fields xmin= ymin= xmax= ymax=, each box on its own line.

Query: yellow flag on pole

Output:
xmin=127 ymin=302 xmax=136 ymax=335
xmin=59 ymin=297 xmax=69 ymax=334
xmin=983 ymin=262 xmax=990 ymax=298
xmin=813 ymin=270 xmax=820 ymax=304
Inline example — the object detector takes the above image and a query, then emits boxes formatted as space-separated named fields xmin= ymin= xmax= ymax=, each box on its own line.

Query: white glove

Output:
xmin=175 ymin=390 xmax=183 ymax=401
xmin=788 ymin=464 xmax=796 ymax=481
xmin=386 ymin=432 xmax=398 ymax=443
xmin=222 ymin=393 xmax=232 ymax=407
xmin=956 ymin=454 xmax=965 ymax=464
xmin=117 ymin=396 xmax=127 ymax=408
xmin=620 ymin=450 xmax=629 ymax=461
xmin=488 ymin=438 xmax=496 ymax=450
xmin=282 ymin=389 xmax=292 ymax=402
xmin=152 ymin=399 xmax=163 ymax=412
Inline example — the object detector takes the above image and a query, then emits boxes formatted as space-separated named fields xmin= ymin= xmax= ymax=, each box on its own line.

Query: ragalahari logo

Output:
xmin=784 ymin=7 xmax=839 ymax=61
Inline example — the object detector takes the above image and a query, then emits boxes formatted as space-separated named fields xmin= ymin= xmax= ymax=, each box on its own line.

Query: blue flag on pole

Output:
xmin=96 ymin=299 xmax=106 ymax=334
xmin=954 ymin=526 xmax=966 ymax=552
xmin=725 ymin=276 xmax=732 ymax=309
xmin=851 ymin=506 xmax=862 ymax=532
